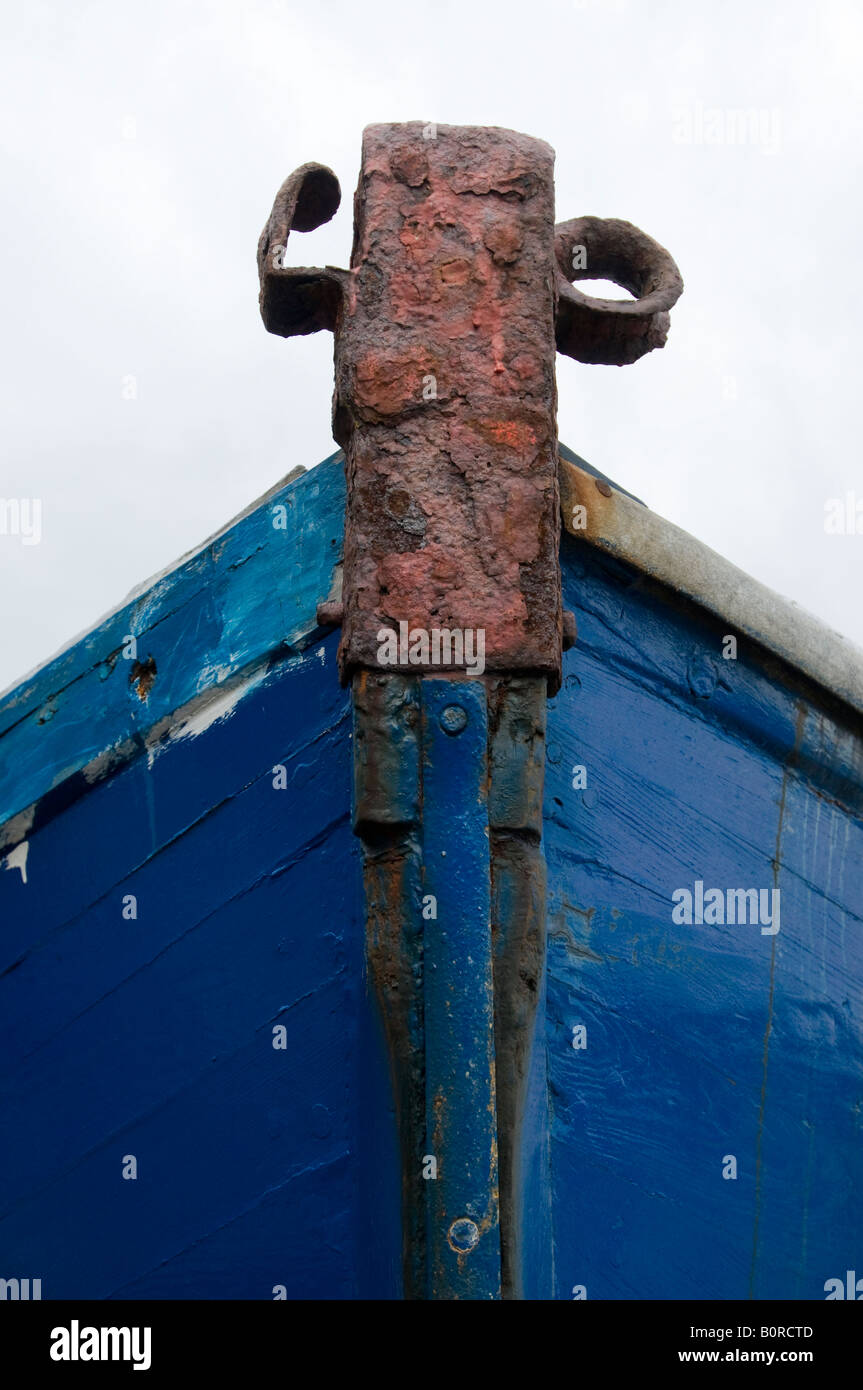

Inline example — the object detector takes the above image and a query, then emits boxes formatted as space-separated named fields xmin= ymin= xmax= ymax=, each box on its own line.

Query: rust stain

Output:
xmin=129 ymin=657 xmax=157 ymax=702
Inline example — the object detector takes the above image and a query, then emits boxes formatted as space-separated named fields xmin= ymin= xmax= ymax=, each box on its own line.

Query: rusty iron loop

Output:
xmin=554 ymin=216 xmax=683 ymax=366
xmin=257 ymin=162 xmax=343 ymax=338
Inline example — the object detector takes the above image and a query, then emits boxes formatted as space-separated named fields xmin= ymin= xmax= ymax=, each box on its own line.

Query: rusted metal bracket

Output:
xmin=554 ymin=216 xmax=683 ymax=365
xmin=258 ymin=122 xmax=682 ymax=1299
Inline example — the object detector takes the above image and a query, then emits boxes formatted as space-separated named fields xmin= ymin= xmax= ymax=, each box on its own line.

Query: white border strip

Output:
xmin=560 ymin=456 xmax=863 ymax=719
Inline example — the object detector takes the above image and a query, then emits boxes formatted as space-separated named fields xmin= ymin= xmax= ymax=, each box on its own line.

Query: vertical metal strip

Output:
xmin=421 ymin=680 xmax=501 ymax=1300
xmin=352 ymin=672 xmax=427 ymax=1299
xmin=488 ymin=676 xmax=548 ymax=1299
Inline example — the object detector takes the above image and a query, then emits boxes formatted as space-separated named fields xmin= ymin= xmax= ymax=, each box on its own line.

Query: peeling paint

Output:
xmin=144 ymin=664 xmax=274 ymax=769
xmin=4 ymin=839 xmax=29 ymax=884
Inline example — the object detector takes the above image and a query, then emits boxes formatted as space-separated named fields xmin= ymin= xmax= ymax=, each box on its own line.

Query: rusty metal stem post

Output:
xmin=257 ymin=119 xmax=682 ymax=1299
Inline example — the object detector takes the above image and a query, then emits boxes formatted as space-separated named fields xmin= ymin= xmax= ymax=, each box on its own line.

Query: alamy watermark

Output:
xmin=0 ymin=498 xmax=42 ymax=545
xmin=0 ymin=1277 xmax=41 ymax=1299
xmin=824 ymin=1270 xmax=863 ymax=1298
xmin=50 ymin=1322 xmax=151 ymax=1371
xmin=377 ymin=621 xmax=485 ymax=677
xmin=671 ymin=102 xmax=782 ymax=155
xmin=672 ymin=880 xmax=780 ymax=935
xmin=824 ymin=492 xmax=863 ymax=535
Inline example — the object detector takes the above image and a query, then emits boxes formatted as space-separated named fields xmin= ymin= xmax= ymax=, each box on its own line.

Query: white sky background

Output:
xmin=1 ymin=0 xmax=861 ymax=691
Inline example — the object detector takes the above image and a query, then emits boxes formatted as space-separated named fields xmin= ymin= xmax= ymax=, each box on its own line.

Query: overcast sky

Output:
xmin=1 ymin=0 xmax=861 ymax=693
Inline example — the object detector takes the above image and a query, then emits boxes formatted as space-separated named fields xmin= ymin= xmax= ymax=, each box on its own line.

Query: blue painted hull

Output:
xmin=540 ymin=538 xmax=862 ymax=1299
xmin=1 ymin=453 xmax=860 ymax=1299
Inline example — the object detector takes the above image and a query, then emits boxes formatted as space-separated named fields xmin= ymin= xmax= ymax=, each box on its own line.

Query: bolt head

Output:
xmin=439 ymin=704 xmax=468 ymax=735
xmin=447 ymin=1217 xmax=480 ymax=1253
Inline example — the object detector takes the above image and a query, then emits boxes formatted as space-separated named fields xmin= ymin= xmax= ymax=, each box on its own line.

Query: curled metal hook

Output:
xmin=257 ymin=162 xmax=345 ymax=337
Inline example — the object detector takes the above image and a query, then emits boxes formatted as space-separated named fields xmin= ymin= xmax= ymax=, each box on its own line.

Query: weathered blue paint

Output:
xmin=542 ymin=533 xmax=863 ymax=1300
xmin=422 ymin=681 xmax=500 ymax=1299
xmin=0 ymin=635 xmax=402 ymax=1298
xmin=0 ymin=453 xmax=347 ymax=850
xmin=0 ymin=453 xmax=404 ymax=1300
xmin=1 ymin=448 xmax=860 ymax=1300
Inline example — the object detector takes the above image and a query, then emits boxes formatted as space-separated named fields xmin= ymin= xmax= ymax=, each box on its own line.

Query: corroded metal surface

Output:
xmin=422 ymin=681 xmax=500 ymax=1298
xmin=487 ymin=676 xmax=547 ymax=1299
xmin=352 ymin=672 xmax=426 ymax=1297
xmin=352 ymin=672 xmax=549 ymax=1298
xmin=332 ymin=125 xmax=561 ymax=689
xmin=258 ymin=121 xmax=683 ymax=693
xmin=257 ymin=163 xmax=344 ymax=336
xmin=353 ymin=674 xmax=503 ymax=1299
xmin=554 ymin=217 xmax=683 ymax=365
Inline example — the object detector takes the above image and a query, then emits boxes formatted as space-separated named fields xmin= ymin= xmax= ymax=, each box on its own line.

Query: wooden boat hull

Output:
xmin=1 ymin=451 xmax=860 ymax=1299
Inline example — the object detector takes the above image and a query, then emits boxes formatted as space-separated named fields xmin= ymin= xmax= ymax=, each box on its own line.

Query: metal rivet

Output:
xmin=595 ymin=479 xmax=612 ymax=497
xmin=447 ymin=1217 xmax=480 ymax=1252
xmin=439 ymin=704 xmax=468 ymax=735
